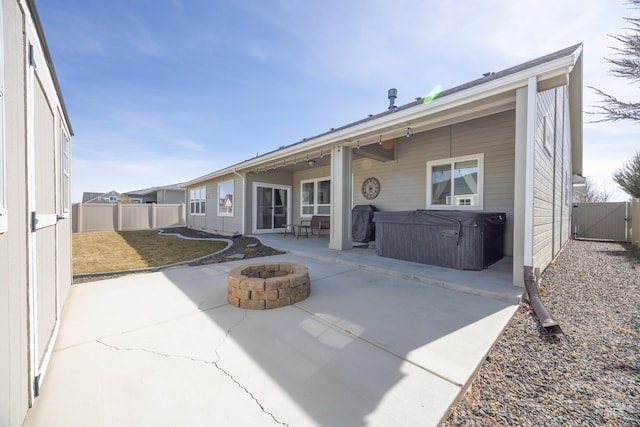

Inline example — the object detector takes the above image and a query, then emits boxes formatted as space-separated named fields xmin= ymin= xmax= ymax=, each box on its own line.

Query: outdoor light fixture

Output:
xmin=307 ymin=159 xmax=316 ymax=167
xmin=406 ymin=127 xmax=413 ymax=138
xmin=378 ymin=135 xmax=382 ymax=145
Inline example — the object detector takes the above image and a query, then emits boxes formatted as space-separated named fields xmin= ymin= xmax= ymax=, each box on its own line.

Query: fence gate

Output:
xmin=572 ymin=202 xmax=630 ymax=241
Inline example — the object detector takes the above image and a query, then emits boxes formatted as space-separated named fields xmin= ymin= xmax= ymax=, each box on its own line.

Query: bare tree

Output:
xmin=573 ymin=178 xmax=613 ymax=203
xmin=590 ymin=0 xmax=640 ymax=123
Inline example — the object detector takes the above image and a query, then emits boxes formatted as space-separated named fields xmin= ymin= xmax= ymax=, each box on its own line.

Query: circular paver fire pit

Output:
xmin=227 ymin=262 xmax=310 ymax=309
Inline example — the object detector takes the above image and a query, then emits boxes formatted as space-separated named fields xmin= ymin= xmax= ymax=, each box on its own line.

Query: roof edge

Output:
xmin=183 ymin=44 xmax=583 ymax=187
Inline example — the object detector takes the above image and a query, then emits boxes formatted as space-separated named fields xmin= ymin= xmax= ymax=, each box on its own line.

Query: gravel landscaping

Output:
xmin=444 ymin=239 xmax=640 ymax=426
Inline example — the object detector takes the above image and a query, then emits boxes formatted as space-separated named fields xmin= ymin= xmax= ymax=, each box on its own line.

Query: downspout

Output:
xmin=523 ymin=76 xmax=562 ymax=336
xmin=523 ymin=267 xmax=562 ymax=336
xmin=232 ymin=169 xmax=245 ymax=235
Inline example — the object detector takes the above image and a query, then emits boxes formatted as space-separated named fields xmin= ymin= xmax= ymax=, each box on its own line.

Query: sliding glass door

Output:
xmin=253 ymin=183 xmax=291 ymax=233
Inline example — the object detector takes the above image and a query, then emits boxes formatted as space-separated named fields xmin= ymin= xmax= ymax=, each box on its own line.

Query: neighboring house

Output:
xmin=123 ymin=183 xmax=186 ymax=204
xmin=81 ymin=190 xmax=120 ymax=204
xmin=0 ymin=2 xmax=73 ymax=427
xmin=183 ymin=44 xmax=583 ymax=289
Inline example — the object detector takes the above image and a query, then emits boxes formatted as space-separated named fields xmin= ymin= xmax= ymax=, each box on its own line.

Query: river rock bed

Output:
xmin=443 ymin=239 xmax=640 ymax=426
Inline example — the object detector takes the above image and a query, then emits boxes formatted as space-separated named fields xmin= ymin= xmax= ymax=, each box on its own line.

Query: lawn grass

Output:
xmin=73 ymin=230 xmax=228 ymax=274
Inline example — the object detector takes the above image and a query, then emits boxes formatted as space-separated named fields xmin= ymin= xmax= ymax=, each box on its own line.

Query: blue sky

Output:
xmin=37 ymin=0 xmax=636 ymax=202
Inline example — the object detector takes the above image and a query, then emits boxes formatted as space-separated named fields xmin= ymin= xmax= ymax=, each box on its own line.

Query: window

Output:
xmin=190 ymin=186 xmax=206 ymax=215
xmin=108 ymin=195 xmax=118 ymax=203
xmin=427 ymin=154 xmax=483 ymax=209
xmin=217 ymin=180 xmax=234 ymax=216
xmin=60 ymin=130 xmax=70 ymax=213
xmin=300 ymin=177 xmax=331 ymax=216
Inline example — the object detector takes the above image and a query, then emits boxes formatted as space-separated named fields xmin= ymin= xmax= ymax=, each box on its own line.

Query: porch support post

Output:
xmin=513 ymin=77 xmax=537 ymax=287
xmin=329 ymin=145 xmax=352 ymax=250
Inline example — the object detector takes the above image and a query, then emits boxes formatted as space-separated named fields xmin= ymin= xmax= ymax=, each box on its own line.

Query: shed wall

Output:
xmin=0 ymin=1 xmax=73 ymax=425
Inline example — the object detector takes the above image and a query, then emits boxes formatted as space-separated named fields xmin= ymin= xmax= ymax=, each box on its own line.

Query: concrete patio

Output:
xmin=24 ymin=234 xmax=523 ymax=427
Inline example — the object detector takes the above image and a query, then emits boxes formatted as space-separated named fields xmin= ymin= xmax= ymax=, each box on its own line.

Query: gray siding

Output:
xmin=187 ymin=174 xmax=244 ymax=235
xmin=532 ymin=87 xmax=572 ymax=272
xmin=157 ymin=189 xmax=185 ymax=204
xmin=352 ymin=111 xmax=515 ymax=256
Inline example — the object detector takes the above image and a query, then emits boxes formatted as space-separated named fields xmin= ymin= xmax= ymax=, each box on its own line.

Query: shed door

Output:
xmin=27 ymin=64 xmax=60 ymax=399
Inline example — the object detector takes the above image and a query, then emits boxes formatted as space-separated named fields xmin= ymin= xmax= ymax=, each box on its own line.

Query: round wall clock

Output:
xmin=361 ymin=177 xmax=381 ymax=200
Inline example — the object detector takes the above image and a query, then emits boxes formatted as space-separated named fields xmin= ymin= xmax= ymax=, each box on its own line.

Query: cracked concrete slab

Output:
xmin=24 ymin=252 xmax=517 ymax=427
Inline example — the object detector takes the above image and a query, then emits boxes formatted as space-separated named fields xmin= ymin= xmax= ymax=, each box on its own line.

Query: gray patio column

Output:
xmin=329 ymin=145 xmax=352 ymax=250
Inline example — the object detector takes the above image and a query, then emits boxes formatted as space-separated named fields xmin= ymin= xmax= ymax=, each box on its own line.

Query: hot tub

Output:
xmin=373 ymin=210 xmax=506 ymax=270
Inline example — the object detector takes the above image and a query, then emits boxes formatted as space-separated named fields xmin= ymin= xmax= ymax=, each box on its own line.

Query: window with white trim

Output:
xmin=217 ymin=180 xmax=234 ymax=216
xmin=426 ymin=154 xmax=483 ymax=209
xmin=190 ymin=186 xmax=206 ymax=215
xmin=300 ymin=177 xmax=331 ymax=216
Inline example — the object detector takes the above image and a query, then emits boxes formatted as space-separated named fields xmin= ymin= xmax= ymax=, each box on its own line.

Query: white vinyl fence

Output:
xmin=632 ymin=199 xmax=639 ymax=247
xmin=73 ymin=203 xmax=186 ymax=232
xmin=572 ymin=202 xmax=630 ymax=241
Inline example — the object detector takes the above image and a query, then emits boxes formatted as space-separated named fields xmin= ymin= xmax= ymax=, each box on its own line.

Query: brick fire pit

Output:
xmin=227 ymin=262 xmax=311 ymax=309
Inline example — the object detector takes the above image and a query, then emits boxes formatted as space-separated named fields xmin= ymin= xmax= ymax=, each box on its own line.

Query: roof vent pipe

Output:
xmin=388 ymin=88 xmax=397 ymax=110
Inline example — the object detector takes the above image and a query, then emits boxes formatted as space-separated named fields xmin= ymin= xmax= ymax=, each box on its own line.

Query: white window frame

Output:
xmin=60 ymin=129 xmax=70 ymax=214
xmin=426 ymin=153 xmax=484 ymax=210
xmin=217 ymin=180 xmax=234 ymax=217
xmin=300 ymin=177 xmax=331 ymax=217
xmin=189 ymin=186 xmax=206 ymax=215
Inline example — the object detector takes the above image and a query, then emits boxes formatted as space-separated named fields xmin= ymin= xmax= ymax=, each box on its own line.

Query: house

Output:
xmin=182 ymin=44 xmax=583 ymax=288
xmin=0 ymin=1 xmax=73 ymax=426
xmin=81 ymin=190 xmax=120 ymax=204
xmin=123 ymin=183 xmax=186 ymax=204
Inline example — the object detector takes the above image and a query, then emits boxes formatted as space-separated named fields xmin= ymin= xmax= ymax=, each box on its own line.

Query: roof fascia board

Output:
xmin=183 ymin=48 xmax=581 ymax=187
